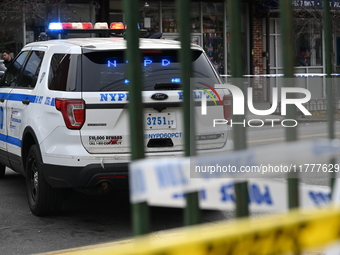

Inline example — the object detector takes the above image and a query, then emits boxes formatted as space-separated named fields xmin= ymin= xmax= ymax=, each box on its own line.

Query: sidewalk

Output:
xmin=246 ymin=102 xmax=328 ymax=125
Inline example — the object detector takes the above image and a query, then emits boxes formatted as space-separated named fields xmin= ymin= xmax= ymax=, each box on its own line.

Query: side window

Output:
xmin=19 ymin=51 xmax=44 ymax=88
xmin=1 ymin=51 xmax=29 ymax=87
xmin=48 ymin=54 xmax=70 ymax=91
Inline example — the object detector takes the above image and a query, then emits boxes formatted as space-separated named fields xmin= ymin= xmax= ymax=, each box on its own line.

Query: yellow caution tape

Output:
xmin=41 ymin=207 xmax=340 ymax=255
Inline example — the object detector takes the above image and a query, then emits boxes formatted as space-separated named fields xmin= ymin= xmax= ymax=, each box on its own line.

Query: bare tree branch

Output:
xmin=0 ymin=0 xmax=67 ymax=47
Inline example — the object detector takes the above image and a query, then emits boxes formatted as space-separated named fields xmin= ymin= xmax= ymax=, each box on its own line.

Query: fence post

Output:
xmin=279 ymin=0 xmax=299 ymax=209
xmin=123 ymin=0 xmax=150 ymax=236
xmin=323 ymin=0 xmax=336 ymax=192
xmin=226 ymin=0 xmax=249 ymax=218
xmin=176 ymin=0 xmax=200 ymax=226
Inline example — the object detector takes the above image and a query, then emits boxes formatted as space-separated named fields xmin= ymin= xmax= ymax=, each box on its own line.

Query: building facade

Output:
xmin=2 ymin=0 xmax=340 ymax=102
xmin=99 ymin=0 xmax=340 ymax=102
xmin=255 ymin=0 xmax=339 ymax=102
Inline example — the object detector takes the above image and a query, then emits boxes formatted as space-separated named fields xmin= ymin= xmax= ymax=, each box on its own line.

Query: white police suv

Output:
xmin=0 ymin=24 xmax=231 ymax=216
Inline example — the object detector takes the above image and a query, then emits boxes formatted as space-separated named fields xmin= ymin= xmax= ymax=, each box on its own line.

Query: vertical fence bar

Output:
xmin=226 ymin=0 xmax=249 ymax=218
xmin=323 ymin=0 xmax=336 ymax=192
xmin=123 ymin=0 xmax=150 ymax=236
xmin=176 ymin=0 xmax=200 ymax=226
xmin=279 ymin=0 xmax=299 ymax=210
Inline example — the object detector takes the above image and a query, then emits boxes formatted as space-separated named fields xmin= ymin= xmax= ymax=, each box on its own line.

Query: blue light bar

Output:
xmin=171 ymin=78 xmax=181 ymax=83
xmin=48 ymin=22 xmax=63 ymax=30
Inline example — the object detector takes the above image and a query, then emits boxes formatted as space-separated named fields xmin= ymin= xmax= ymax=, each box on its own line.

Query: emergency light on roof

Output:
xmin=44 ymin=22 xmax=143 ymax=39
xmin=109 ymin=22 xmax=125 ymax=30
xmin=48 ymin=22 xmax=94 ymax=30
xmin=93 ymin=22 xmax=109 ymax=29
xmin=48 ymin=22 xmax=126 ymax=31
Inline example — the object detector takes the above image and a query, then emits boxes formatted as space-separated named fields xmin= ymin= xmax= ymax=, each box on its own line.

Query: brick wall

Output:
xmin=252 ymin=6 xmax=265 ymax=102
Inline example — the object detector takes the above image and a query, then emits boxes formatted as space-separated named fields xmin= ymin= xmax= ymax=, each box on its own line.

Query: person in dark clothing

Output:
xmin=2 ymin=49 xmax=13 ymax=68
xmin=297 ymin=48 xmax=311 ymax=66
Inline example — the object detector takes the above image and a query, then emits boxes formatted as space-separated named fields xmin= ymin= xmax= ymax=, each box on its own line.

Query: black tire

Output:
xmin=0 ymin=164 xmax=5 ymax=179
xmin=26 ymin=145 xmax=63 ymax=216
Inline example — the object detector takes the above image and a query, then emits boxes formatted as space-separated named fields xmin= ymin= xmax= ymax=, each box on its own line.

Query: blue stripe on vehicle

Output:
xmin=8 ymin=93 xmax=37 ymax=102
xmin=0 ymin=133 xmax=6 ymax=143
xmin=0 ymin=92 xmax=10 ymax=100
xmin=0 ymin=92 xmax=56 ymax=106
xmin=0 ymin=134 xmax=22 ymax=147
xmin=6 ymin=136 xmax=22 ymax=147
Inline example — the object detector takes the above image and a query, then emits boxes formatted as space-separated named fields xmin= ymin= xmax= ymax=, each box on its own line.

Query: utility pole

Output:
xmin=22 ymin=7 xmax=26 ymax=46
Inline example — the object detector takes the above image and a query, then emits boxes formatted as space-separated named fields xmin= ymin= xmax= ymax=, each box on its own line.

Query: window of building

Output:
xmin=202 ymin=2 xmax=223 ymax=33
xmin=295 ymin=19 xmax=323 ymax=67
xmin=161 ymin=1 xmax=200 ymax=34
xmin=202 ymin=2 xmax=224 ymax=74
xmin=265 ymin=18 xmax=282 ymax=70
xmin=265 ymin=17 xmax=325 ymax=101
xmin=190 ymin=2 xmax=200 ymax=33
xmin=266 ymin=18 xmax=323 ymax=69
xmin=139 ymin=1 xmax=160 ymax=35
xmin=162 ymin=1 xmax=177 ymax=33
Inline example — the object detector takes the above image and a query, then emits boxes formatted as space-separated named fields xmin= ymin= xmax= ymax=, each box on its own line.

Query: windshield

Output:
xmin=81 ymin=49 xmax=220 ymax=91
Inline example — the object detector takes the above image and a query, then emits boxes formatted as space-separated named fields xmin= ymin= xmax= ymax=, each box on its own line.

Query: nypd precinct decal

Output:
xmin=89 ymin=135 xmax=123 ymax=145
xmin=100 ymin=93 xmax=129 ymax=102
xmin=145 ymin=132 xmax=182 ymax=139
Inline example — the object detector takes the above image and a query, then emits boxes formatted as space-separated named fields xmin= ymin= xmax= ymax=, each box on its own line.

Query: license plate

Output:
xmin=145 ymin=112 xmax=176 ymax=130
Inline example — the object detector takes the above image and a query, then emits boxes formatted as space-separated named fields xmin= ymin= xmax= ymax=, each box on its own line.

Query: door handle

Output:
xmin=0 ymin=98 xmax=4 ymax=103
xmin=22 ymin=100 xmax=30 ymax=105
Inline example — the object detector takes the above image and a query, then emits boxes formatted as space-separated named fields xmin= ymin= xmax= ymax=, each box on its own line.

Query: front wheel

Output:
xmin=26 ymin=145 xmax=63 ymax=216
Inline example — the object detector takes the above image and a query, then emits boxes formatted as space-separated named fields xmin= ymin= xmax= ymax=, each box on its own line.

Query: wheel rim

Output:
xmin=29 ymin=156 xmax=38 ymax=203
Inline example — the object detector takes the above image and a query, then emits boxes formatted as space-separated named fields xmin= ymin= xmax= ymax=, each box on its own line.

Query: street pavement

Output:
xmin=246 ymin=102 xmax=328 ymax=124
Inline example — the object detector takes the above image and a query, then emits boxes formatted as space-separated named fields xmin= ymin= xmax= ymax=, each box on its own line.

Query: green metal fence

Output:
xmin=123 ymin=0 xmax=335 ymax=237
